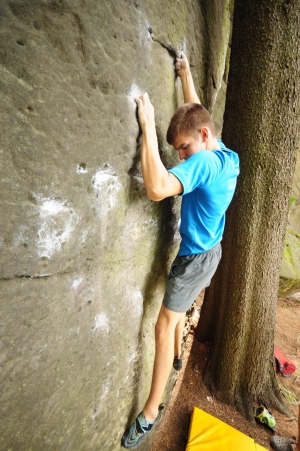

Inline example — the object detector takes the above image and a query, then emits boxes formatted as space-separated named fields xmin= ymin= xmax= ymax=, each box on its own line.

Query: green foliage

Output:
xmin=279 ymin=382 xmax=299 ymax=406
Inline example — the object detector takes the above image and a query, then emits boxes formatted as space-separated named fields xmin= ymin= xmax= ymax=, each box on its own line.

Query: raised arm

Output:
xmin=175 ymin=52 xmax=201 ymax=104
xmin=134 ymin=93 xmax=183 ymax=201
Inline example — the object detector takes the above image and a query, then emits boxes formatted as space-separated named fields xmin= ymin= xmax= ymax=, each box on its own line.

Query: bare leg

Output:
xmin=143 ymin=305 xmax=184 ymax=421
xmin=174 ymin=313 xmax=185 ymax=358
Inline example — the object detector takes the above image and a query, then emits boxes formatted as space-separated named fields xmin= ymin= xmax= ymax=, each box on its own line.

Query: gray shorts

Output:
xmin=162 ymin=243 xmax=222 ymax=313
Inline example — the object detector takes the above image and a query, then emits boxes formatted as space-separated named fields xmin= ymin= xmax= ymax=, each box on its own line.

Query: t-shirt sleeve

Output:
xmin=168 ymin=150 xmax=222 ymax=195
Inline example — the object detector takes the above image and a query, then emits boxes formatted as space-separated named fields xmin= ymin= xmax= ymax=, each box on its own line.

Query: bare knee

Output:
xmin=154 ymin=305 xmax=183 ymax=344
xmin=155 ymin=320 xmax=174 ymax=344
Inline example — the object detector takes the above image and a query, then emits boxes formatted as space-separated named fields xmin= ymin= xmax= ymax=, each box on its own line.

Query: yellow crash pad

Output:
xmin=255 ymin=445 xmax=268 ymax=451
xmin=186 ymin=407 xmax=268 ymax=451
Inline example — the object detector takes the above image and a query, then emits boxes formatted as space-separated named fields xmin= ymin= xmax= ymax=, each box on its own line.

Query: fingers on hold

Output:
xmin=135 ymin=93 xmax=147 ymax=103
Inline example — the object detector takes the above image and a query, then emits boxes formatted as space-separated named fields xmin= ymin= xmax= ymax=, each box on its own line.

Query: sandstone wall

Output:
xmin=0 ymin=1 xmax=232 ymax=450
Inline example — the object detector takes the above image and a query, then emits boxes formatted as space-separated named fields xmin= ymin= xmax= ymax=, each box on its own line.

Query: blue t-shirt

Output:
xmin=168 ymin=140 xmax=239 ymax=256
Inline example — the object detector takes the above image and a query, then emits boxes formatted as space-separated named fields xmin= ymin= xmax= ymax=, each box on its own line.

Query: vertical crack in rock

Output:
xmin=148 ymin=27 xmax=182 ymax=58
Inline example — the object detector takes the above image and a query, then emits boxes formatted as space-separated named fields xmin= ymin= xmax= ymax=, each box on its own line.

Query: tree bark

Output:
xmin=196 ymin=0 xmax=300 ymax=418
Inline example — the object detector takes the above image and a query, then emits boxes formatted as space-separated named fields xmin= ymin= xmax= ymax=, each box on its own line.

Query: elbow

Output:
xmin=146 ymin=188 xmax=164 ymax=202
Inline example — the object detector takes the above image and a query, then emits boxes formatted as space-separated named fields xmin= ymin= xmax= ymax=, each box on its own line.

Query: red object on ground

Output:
xmin=274 ymin=346 xmax=296 ymax=376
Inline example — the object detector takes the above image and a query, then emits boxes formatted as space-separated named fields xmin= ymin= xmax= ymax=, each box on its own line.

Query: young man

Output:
xmin=271 ymin=405 xmax=300 ymax=451
xmin=121 ymin=53 xmax=240 ymax=449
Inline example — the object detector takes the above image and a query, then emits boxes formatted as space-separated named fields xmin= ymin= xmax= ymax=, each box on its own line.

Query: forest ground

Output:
xmin=150 ymin=293 xmax=300 ymax=451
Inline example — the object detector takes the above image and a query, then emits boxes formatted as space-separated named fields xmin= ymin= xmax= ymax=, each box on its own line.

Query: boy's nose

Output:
xmin=178 ymin=149 xmax=186 ymax=160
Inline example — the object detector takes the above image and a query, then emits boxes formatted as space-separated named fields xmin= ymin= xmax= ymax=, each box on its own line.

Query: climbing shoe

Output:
xmin=173 ymin=356 xmax=183 ymax=371
xmin=121 ymin=404 xmax=164 ymax=449
xmin=254 ymin=406 xmax=276 ymax=431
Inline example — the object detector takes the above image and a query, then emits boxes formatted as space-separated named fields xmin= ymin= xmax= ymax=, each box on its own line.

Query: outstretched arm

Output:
xmin=135 ymin=93 xmax=183 ymax=201
xmin=175 ymin=52 xmax=201 ymax=104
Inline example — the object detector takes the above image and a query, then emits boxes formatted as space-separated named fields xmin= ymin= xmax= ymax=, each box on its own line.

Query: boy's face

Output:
xmin=172 ymin=131 xmax=206 ymax=161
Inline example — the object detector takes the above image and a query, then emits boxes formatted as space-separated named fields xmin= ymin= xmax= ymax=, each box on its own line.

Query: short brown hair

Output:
xmin=166 ymin=103 xmax=216 ymax=144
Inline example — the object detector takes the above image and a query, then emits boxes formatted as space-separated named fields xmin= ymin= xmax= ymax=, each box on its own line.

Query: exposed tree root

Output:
xmin=203 ymin=363 xmax=291 ymax=421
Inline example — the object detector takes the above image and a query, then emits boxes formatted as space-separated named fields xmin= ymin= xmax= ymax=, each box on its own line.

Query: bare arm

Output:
xmin=175 ymin=52 xmax=201 ymax=104
xmin=135 ymin=93 xmax=183 ymax=201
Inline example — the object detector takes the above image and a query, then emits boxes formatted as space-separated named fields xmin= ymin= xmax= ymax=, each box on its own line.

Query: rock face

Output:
xmin=0 ymin=1 xmax=232 ymax=450
xmin=279 ymin=147 xmax=300 ymax=296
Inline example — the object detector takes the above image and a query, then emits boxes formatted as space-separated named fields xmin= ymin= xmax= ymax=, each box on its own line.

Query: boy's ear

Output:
xmin=200 ymin=126 xmax=209 ymax=141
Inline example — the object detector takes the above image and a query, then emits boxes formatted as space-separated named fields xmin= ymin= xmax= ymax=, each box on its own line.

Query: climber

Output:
xmin=121 ymin=52 xmax=240 ymax=449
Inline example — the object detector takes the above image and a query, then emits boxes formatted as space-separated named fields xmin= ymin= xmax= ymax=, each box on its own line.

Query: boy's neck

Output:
xmin=207 ymin=137 xmax=221 ymax=151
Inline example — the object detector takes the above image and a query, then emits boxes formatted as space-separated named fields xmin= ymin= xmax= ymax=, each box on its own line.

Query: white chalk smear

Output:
xmin=101 ymin=379 xmax=110 ymax=399
xmin=92 ymin=166 xmax=122 ymax=242
xmin=94 ymin=312 xmax=110 ymax=333
xmin=40 ymin=200 xmax=65 ymax=215
xmin=128 ymin=82 xmax=143 ymax=99
xmin=127 ymin=344 xmax=141 ymax=365
xmin=37 ymin=197 xmax=79 ymax=258
xmin=126 ymin=82 xmax=144 ymax=114
xmin=68 ymin=326 xmax=80 ymax=336
xmin=81 ymin=228 xmax=89 ymax=243
xmin=76 ymin=164 xmax=87 ymax=174
xmin=130 ymin=289 xmax=143 ymax=318
xmin=13 ymin=225 xmax=30 ymax=248
xmin=93 ymin=171 xmax=121 ymax=210
xmin=91 ymin=379 xmax=111 ymax=419
xmin=72 ymin=277 xmax=82 ymax=290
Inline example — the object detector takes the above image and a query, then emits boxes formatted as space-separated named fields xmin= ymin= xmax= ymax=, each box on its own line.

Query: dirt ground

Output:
xmin=150 ymin=294 xmax=300 ymax=451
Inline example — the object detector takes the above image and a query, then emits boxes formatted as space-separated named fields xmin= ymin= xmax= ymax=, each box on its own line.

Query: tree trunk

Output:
xmin=196 ymin=0 xmax=300 ymax=418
